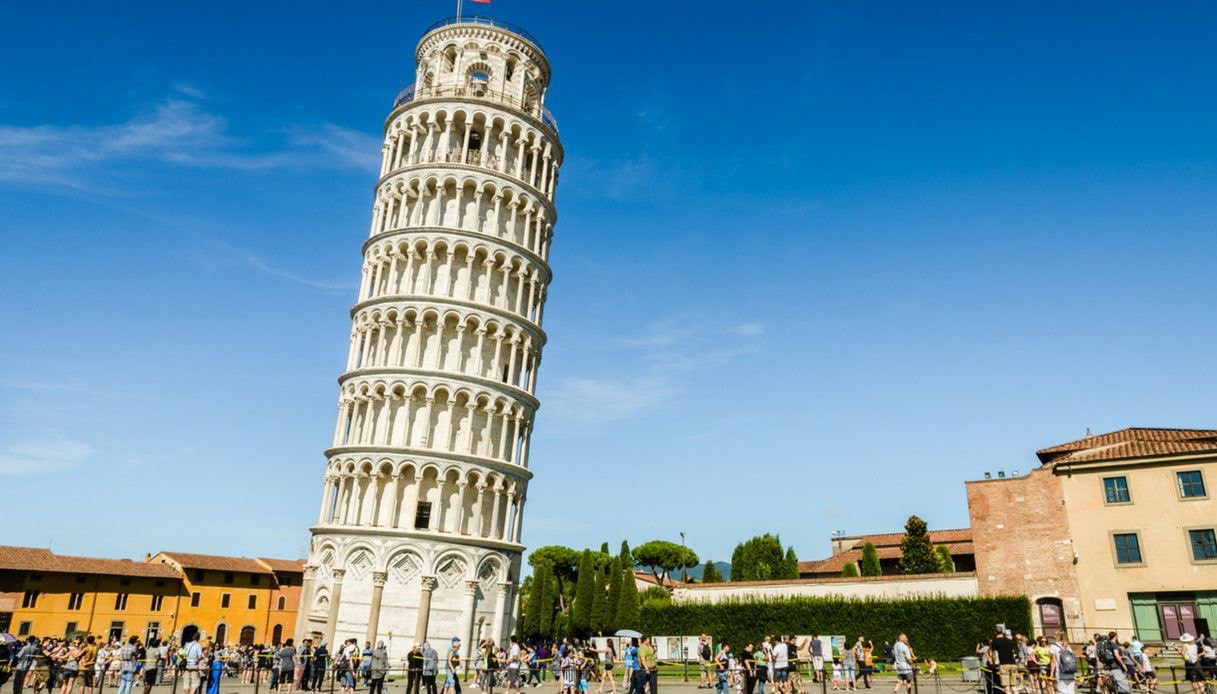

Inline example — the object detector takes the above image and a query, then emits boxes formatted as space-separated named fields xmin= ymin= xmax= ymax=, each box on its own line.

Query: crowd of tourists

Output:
xmin=977 ymin=627 xmax=1217 ymax=694
xmin=3 ymin=627 xmax=1213 ymax=694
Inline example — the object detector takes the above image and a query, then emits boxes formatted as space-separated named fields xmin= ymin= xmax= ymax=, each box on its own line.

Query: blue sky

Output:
xmin=2 ymin=1 xmax=1216 ymax=568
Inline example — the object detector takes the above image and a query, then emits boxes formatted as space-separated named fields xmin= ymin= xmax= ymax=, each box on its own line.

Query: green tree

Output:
xmin=601 ymin=542 xmax=611 ymax=555
xmin=841 ymin=561 xmax=859 ymax=577
xmin=860 ymin=543 xmax=882 ymax=577
xmin=730 ymin=534 xmax=789 ymax=582
xmin=530 ymin=561 xmax=556 ymax=636
xmin=616 ymin=563 xmax=639 ymax=627
xmin=640 ymin=585 xmax=671 ymax=607
xmin=898 ymin=515 xmax=939 ymax=574
xmin=935 ymin=544 xmax=955 ymax=573
xmin=605 ymin=557 xmax=623 ymax=631
xmin=633 ymin=540 xmax=700 ymax=585
xmin=529 ymin=545 xmax=581 ymax=597
xmin=573 ymin=550 xmax=595 ymax=634
xmin=701 ymin=561 xmax=724 ymax=583
xmin=619 ymin=541 xmax=632 ymax=569
xmin=782 ymin=547 xmax=800 ymax=579
xmin=590 ymin=565 xmax=608 ymax=634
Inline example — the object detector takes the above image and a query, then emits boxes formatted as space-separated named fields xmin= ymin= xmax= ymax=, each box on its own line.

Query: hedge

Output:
xmin=639 ymin=594 xmax=1031 ymax=661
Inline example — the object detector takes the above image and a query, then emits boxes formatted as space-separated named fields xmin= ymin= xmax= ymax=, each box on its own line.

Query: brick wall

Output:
xmin=966 ymin=466 xmax=1084 ymax=636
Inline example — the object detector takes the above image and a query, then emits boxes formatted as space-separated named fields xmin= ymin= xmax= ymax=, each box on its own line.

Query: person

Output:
xmin=621 ymin=641 xmax=637 ymax=693
xmin=1029 ymin=637 xmax=1051 ymax=694
xmin=597 ymin=641 xmax=617 ymax=694
xmin=299 ymin=640 xmax=314 ymax=692
xmin=361 ymin=643 xmax=374 ymax=688
xmin=207 ymin=645 xmax=223 ymax=694
xmin=810 ymin=638 xmax=823 ymax=685
xmin=890 ymin=635 xmax=913 ymax=694
xmin=852 ymin=638 xmax=872 ymax=690
xmin=369 ymin=642 xmax=389 ymax=694
xmin=788 ymin=638 xmax=805 ymax=694
xmin=740 ymin=644 xmax=756 ymax=694
xmin=142 ymin=638 xmax=160 ymax=694
xmin=1134 ymin=646 xmax=1155 ymax=693
xmin=78 ymin=637 xmax=97 ymax=694
xmin=841 ymin=640 xmax=856 ymax=692
xmin=1177 ymin=634 xmax=1202 ymax=694
xmin=407 ymin=643 xmax=424 ymax=694
xmin=182 ymin=634 xmax=204 ymax=694
xmin=634 ymin=637 xmax=656 ymax=694
xmin=1049 ymin=635 xmax=1077 ymax=694
xmin=311 ymin=642 xmax=329 ymax=692
xmin=714 ymin=643 xmax=730 ymax=694
xmin=1101 ymin=633 xmax=1129 ymax=694
xmin=333 ymin=640 xmax=354 ymax=694
xmin=13 ymin=637 xmax=40 ymax=694
xmin=277 ymin=640 xmax=298 ymax=694
xmin=57 ymin=638 xmax=82 ymax=694
xmin=771 ymin=638 xmax=788 ymax=694
xmin=506 ymin=637 xmax=522 ymax=693
xmin=753 ymin=644 xmax=768 ymax=694
xmin=988 ymin=628 xmax=1019 ymax=694
xmin=698 ymin=637 xmax=713 ymax=690
xmin=830 ymin=657 xmax=841 ymax=691
xmin=445 ymin=638 xmax=463 ymax=694
xmin=423 ymin=642 xmax=439 ymax=694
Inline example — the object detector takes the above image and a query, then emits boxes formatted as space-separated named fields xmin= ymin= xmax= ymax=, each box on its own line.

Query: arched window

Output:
xmin=239 ymin=626 xmax=256 ymax=646
xmin=214 ymin=623 xmax=227 ymax=645
xmin=271 ymin=624 xmax=283 ymax=646
xmin=1036 ymin=597 xmax=1066 ymax=638
xmin=181 ymin=625 xmax=199 ymax=643
xmin=444 ymin=46 xmax=458 ymax=72
xmin=277 ymin=596 xmax=286 ymax=610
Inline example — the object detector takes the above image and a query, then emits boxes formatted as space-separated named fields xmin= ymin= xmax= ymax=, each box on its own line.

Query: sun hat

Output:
xmin=1180 ymin=633 xmax=1195 ymax=643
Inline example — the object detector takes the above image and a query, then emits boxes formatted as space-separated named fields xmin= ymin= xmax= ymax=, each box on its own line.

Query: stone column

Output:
xmin=366 ymin=571 xmax=387 ymax=644
xmin=491 ymin=581 xmax=511 ymax=645
xmin=460 ymin=580 xmax=479 ymax=658
xmin=296 ymin=565 xmax=318 ymax=643
xmin=324 ymin=568 xmax=346 ymax=646
xmin=414 ymin=576 xmax=438 ymax=644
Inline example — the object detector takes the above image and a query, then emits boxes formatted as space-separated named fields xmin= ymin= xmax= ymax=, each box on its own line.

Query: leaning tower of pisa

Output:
xmin=296 ymin=16 xmax=560 ymax=657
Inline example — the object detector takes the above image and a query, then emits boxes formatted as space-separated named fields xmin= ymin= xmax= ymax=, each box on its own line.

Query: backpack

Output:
xmin=1100 ymin=641 xmax=1119 ymax=667
xmin=1057 ymin=648 xmax=1077 ymax=676
xmin=701 ymin=643 xmax=711 ymax=661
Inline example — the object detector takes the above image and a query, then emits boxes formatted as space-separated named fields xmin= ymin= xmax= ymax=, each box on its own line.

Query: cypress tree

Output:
xmin=573 ymin=550 xmax=595 ymax=635
xmin=590 ymin=565 xmax=608 ymax=634
xmin=601 ymin=542 xmax=611 ymax=555
xmin=616 ymin=563 xmax=640 ymax=627
xmin=841 ymin=562 xmax=859 ymax=577
xmin=619 ymin=541 xmax=632 ymax=570
xmin=782 ymin=547 xmax=800 ymax=579
xmin=701 ymin=561 xmax=723 ymax=583
xmin=605 ymin=557 xmax=623 ymax=631
xmin=537 ymin=563 xmax=556 ymax=635
xmin=935 ymin=544 xmax=955 ymax=572
xmin=898 ymin=515 xmax=939 ymax=574
xmin=860 ymin=543 xmax=882 ymax=577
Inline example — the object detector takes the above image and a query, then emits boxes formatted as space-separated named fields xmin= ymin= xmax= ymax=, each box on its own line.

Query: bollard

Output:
xmin=911 ymin=665 xmax=919 ymax=694
xmin=1170 ymin=666 xmax=1180 ymax=694
xmin=821 ymin=664 xmax=828 ymax=694
xmin=329 ymin=663 xmax=336 ymax=694
xmin=254 ymin=665 xmax=261 ymax=694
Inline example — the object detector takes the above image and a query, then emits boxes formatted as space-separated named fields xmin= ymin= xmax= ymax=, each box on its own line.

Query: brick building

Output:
xmin=968 ymin=427 xmax=1217 ymax=642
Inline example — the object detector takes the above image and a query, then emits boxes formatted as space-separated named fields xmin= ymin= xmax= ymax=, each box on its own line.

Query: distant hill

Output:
xmin=681 ymin=561 xmax=731 ymax=582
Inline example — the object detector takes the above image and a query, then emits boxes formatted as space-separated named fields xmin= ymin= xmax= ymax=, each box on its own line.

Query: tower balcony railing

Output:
xmin=422 ymin=15 xmax=544 ymax=51
xmin=394 ymin=83 xmax=559 ymax=134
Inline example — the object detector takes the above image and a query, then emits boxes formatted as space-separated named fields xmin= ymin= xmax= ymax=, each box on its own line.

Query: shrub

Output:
xmin=638 ymin=594 xmax=1031 ymax=660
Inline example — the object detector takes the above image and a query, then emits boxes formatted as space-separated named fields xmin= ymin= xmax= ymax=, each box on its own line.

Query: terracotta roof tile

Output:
xmin=157 ymin=552 xmax=273 ymax=574
xmin=681 ymin=572 xmax=978 ymax=589
xmin=257 ymin=558 xmax=306 ymax=573
xmin=1037 ymin=428 xmax=1217 ymax=465
xmin=0 ymin=546 xmax=180 ymax=579
xmin=798 ymin=539 xmax=975 ymax=575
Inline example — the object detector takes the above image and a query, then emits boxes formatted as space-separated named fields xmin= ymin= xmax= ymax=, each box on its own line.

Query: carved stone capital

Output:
xmin=420 ymin=575 xmax=438 ymax=591
xmin=372 ymin=571 xmax=388 ymax=587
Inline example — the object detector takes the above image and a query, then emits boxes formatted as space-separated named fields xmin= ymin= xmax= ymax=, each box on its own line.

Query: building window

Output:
xmin=193 ymin=570 xmax=205 ymax=582
xmin=277 ymin=596 xmax=286 ymax=610
xmin=1103 ymin=476 xmax=1131 ymax=504
xmin=114 ymin=593 xmax=129 ymax=611
xmin=21 ymin=590 xmax=39 ymax=609
xmin=278 ymin=574 xmax=292 ymax=587
xmin=251 ymin=575 xmax=261 ymax=586
xmin=108 ymin=621 xmax=123 ymax=642
xmin=1177 ymin=470 xmax=1207 ymax=499
xmin=65 ymin=622 xmax=78 ymax=638
xmin=151 ymin=594 xmax=164 ymax=611
xmin=68 ymin=593 xmax=84 ymax=611
xmin=1189 ymin=529 xmax=1217 ymax=561
xmin=414 ymin=502 xmax=432 ymax=529
xmin=1113 ymin=533 xmax=1143 ymax=564
xmin=247 ymin=595 xmax=257 ymax=609
xmin=224 ymin=572 xmax=234 ymax=584
xmin=190 ymin=592 xmax=201 ymax=608
xmin=221 ymin=593 xmax=231 ymax=608
xmin=18 ymin=621 xmax=31 ymax=636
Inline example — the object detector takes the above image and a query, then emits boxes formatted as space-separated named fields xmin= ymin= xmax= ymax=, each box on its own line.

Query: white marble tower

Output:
xmin=297 ymin=16 xmax=560 ymax=657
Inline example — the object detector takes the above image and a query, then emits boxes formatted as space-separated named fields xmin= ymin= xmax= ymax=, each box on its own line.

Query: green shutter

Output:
xmin=1129 ymin=593 xmax=1162 ymax=642
xmin=1197 ymin=592 xmax=1217 ymax=633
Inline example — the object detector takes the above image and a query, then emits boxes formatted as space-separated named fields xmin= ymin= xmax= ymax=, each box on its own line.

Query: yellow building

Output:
xmin=970 ymin=427 xmax=1217 ymax=641
xmin=151 ymin=552 xmax=302 ymax=645
xmin=0 ymin=546 xmax=183 ymax=642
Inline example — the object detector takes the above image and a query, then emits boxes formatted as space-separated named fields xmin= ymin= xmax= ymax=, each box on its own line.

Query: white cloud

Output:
xmin=187 ymin=238 xmax=357 ymax=292
xmin=0 ymin=440 xmax=94 ymax=476
xmin=546 ymin=376 xmax=675 ymax=425
xmin=0 ymin=91 xmax=380 ymax=190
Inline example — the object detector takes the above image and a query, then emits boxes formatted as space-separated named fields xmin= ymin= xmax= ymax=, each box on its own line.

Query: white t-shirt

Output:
xmin=893 ymin=642 xmax=912 ymax=673
xmin=772 ymin=643 xmax=788 ymax=669
xmin=508 ymin=645 xmax=521 ymax=669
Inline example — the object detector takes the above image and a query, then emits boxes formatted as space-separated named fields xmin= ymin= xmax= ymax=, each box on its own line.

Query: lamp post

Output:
xmin=679 ymin=531 xmax=687 ymax=582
